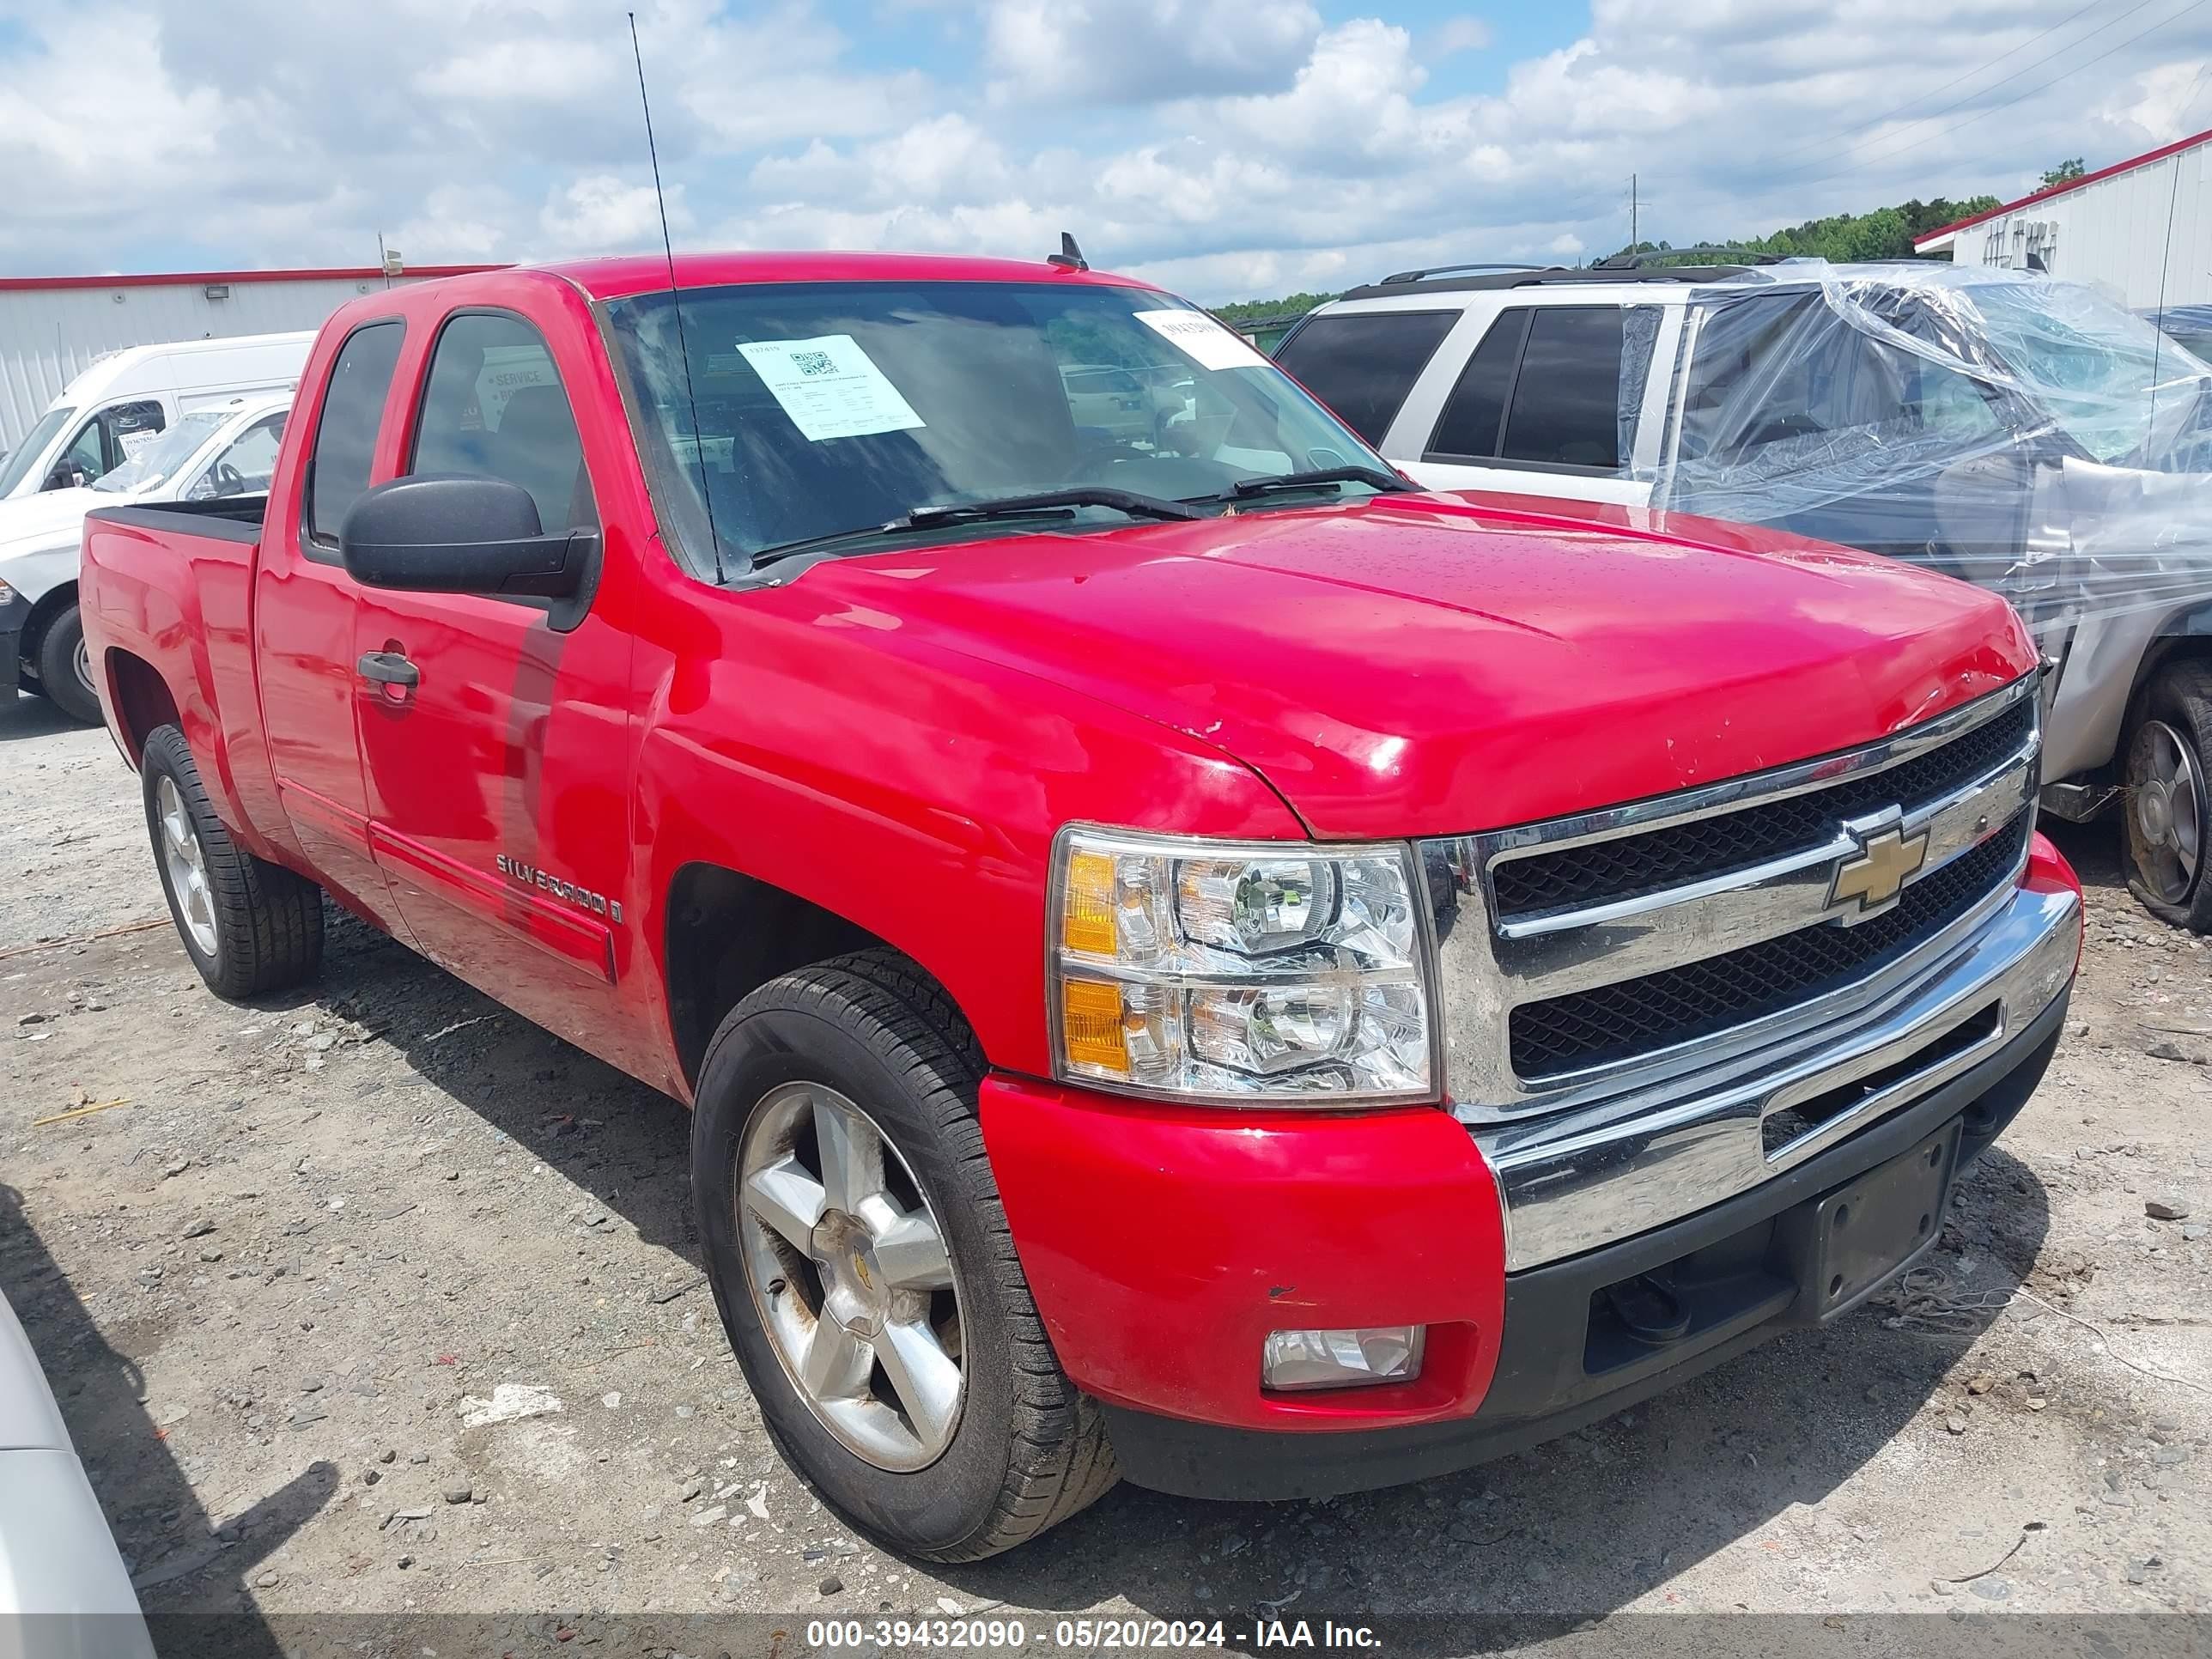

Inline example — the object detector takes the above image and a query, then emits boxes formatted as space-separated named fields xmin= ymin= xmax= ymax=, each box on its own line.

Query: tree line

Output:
xmin=1216 ymin=191 xmax=2009 ymax=324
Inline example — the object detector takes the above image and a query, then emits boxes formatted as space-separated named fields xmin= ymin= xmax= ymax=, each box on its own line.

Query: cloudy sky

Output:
xmin=2 ymin=0 xmax=2209 ymax=301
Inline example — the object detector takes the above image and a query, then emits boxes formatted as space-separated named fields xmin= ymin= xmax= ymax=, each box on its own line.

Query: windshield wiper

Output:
xmin=902 ymin=486 xmax=1202 ymax=528
xmin=749 ymin=487 xmax=1201 ymax=571
xmin=1216 ymin=465 xmax=1417 ymax=501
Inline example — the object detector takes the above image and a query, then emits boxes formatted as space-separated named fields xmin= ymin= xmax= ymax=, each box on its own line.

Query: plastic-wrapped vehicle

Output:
xmin=1281 ymin=259 xmax=2212 ymax=927
xmin=2146 ymin=303 xmax=2212 ymax=362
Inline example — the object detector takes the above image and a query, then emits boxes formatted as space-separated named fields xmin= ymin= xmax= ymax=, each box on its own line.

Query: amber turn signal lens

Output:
xmin=1061 ymin=848 xmax=1119 ymax=956
xmin=1059 ymin=977 xmax=1127 ymax=1073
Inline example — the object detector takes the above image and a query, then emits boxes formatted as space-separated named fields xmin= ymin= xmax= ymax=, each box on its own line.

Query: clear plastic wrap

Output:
xmin=1636 ymin=260 xmax=2212 ymax=781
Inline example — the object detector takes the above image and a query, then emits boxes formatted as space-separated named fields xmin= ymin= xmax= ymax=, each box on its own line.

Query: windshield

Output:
xmin=91 ymin=408 xmax=231 ymax=494
xmin=0 ymin=406 xmax=76 ymax=495
xmin=604 ymin=281 xmax=1389 ymax=572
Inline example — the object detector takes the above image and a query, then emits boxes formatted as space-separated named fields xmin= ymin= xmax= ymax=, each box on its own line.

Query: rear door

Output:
xmin=1272 ymin=308 xmax=1459 ymax=451
xmin=351 ymin=305 xmax=640 ymax=1041
xmin=1396 ymin=301 xmax=1674 ymax=506
xmin=1662 ymin=290 xmax=2033 ymax=577
xmin=252 ymin=318 xmax=410 ymax=930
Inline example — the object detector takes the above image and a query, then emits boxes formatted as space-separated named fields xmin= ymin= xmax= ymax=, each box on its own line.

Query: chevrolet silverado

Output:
xmin=79 ymin=252 xmax=2081 ymax=1560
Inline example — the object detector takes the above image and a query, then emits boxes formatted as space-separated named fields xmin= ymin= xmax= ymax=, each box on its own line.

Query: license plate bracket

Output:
xmin=1776 ymin=1120 xmax=1961 ymax=1325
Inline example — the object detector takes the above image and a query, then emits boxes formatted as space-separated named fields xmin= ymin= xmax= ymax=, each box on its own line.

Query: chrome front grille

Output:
xmin=1490 ymin=700 xmax=2037 ymax=916
xmin=1505 ymin=811 xmax=2031 ymax=1077
xmin=1424 ymin=675 xmax=2044 ymax=1122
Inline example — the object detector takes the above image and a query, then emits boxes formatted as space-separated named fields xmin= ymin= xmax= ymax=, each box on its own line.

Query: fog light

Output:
xmin=1261 ymin=1326 xmax=1425 ymax=1392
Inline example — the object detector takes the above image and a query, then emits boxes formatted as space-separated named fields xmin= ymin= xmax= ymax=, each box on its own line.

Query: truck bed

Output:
xmin=84 ymin=495 xmax=268 ymax=544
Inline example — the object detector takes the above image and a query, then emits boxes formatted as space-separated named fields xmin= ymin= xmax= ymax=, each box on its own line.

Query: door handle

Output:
xmin=356 ymin=651 xmax=420 ymax=689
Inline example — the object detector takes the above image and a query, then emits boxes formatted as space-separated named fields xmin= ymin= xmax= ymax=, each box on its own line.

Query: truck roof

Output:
xmin=529 ymin=251 xmax=1161 ymax=302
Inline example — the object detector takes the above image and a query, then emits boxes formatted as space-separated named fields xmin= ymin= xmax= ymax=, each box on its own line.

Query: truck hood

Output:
xmin=800 ymin=491 xmax=2037 ymax=838
xmin=0 ymin=488 xmax=100 ymax=558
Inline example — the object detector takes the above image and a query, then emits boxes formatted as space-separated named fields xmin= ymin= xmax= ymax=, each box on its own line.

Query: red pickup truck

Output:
xmin=81 ymin=252 xmax=2084 ymax=1560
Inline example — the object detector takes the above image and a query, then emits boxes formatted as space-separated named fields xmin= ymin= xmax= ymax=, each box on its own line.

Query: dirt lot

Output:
xmin=3 ymin=688 xmax=2209 ymax=1655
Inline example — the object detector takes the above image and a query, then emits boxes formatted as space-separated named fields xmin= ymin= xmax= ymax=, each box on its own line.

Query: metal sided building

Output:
xmin=1913 ymin=127 xmax=2212 ymax=309
xmin=0 ymin=264 xmax=501 ymax=453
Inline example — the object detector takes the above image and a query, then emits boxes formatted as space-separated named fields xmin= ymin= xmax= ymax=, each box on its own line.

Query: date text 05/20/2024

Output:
xmin=804 ymin=1619 xmax=1383 ymax=1650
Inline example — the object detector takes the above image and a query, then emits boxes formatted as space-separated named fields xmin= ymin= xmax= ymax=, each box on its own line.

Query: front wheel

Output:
xmin=35 ymin=604 xmax=100 ymax=725
xmin=2123 ymin=662 xmax=2212 ymax=933
xmin=142 ymin=725 xmax=325 ymax=998
xmin=691 ymin=949 xmax=1116 ymax=1560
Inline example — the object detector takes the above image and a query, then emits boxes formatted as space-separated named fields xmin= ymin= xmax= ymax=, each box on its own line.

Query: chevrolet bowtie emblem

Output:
xmin=1829 ymin=823 xmax=1929 ymax=914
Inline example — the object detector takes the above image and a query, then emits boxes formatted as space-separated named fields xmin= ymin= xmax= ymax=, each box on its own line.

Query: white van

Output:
xmin=0 ymin=392 xmax=292 ymax=724
xmin=0 ymin=332 xmax=312 ymax=502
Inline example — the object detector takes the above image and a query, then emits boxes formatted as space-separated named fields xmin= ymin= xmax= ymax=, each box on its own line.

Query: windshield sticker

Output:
xmin=1132 ymin=311 xmax=1268 ymax=373
xmin=736 ymin=335 xmax=926 ymax=442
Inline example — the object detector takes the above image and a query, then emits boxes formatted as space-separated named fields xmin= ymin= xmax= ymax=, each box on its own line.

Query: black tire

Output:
xmin=692 ymin=948 xmax=1116 ymax=1560
xmin=2122 ymin=661 xmax=2212 ymax=933
xmin=141 ymin=724 xmax=325 ymax=998
xmin=34 ymin=604 xmax=100 ymax=725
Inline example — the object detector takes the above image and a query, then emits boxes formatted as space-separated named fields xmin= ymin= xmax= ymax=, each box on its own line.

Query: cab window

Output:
xmin=409 ymin=312 xmax=596 ymax=534
xmin=58 ymin=420 xmax=105 ymax=486
xmin=51 ymin=400 xmax=167 ymax=489
xmin=191 ymin=414 xmax=288 ymax=500
xmin=306 ymin=321 xmax=406 ymax=550
xmin=1273 ymin=311 xmax=1456 ymax=447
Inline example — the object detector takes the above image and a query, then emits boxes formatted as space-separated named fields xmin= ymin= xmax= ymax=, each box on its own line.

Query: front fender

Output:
xmin=629 ymin=571 xmax=1308 ymax=1083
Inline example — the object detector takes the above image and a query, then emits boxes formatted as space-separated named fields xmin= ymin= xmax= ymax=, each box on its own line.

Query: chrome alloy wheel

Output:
xmin=156 ymin=775 xmax=220 ymax=959
xmin=2133 ymin=719 xmax=2205 ymax=905
xmin=737 ymin=1083 xmax=964 ymax=1471
xmin=73 ymin=635 xmax=94 ymax=700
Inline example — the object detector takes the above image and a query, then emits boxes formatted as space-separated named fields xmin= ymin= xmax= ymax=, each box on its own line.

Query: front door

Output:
xmin=349 ymin=308 xmax=640 ymax=1064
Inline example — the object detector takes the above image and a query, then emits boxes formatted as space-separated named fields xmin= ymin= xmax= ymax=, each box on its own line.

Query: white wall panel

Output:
xmin=0 ymin=275 xmax=449 ymax=452
xmin=1948 ymin=138 xmax=2212 ymax=313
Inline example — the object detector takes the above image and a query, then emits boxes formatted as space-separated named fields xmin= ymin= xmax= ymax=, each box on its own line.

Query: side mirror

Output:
xmin=338 ymin=475 xmax=592 ymax=599
xmin=45 ymin=461 xmax=87 ymax=491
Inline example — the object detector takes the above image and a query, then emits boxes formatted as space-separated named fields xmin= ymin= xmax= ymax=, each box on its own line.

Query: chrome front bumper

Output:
xmin=1467 ymin=877 xmax=2079 ymax=1270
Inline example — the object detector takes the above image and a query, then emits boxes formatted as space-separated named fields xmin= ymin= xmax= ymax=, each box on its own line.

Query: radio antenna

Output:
xmin=629 ymin=11 xmax=726 ymax=582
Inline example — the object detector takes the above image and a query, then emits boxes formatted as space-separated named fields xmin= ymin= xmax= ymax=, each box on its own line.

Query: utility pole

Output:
xmin=1631 ymin=173 xmax=1638 ymax=252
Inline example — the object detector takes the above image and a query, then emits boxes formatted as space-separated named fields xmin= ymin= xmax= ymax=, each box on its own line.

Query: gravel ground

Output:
xmin=3 ymin=688 xmax=2208 ymax=1656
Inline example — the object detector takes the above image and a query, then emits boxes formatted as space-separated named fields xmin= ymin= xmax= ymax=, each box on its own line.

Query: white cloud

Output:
xmin=3 ymin=0 xmax=2212 ymax=304
xmin=2095 ymin=58 xmax=2212 ymax=147
xmin=982 ymin=0 xmax=1320 ymax=104
xmin=1432 ymin=16 xmax=1493 ymax=54
xmin=540 ymin=176 xmax=690 ymax=252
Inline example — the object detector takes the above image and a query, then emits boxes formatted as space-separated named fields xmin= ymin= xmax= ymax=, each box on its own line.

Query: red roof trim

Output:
xmin=0 ymin=264 xmax=507 ymax=294
xmin=1914 ymin=125 xmax=2212 ymax=247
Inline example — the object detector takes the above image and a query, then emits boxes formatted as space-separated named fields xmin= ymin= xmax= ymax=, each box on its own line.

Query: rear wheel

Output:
xmin=141 ymin=725 xmax=325 ymax=998
xmin=2123 ymin=662 xmax=2212 ymax=933
xmin=34 ymin=604 xmax=100 ymax=725
xmin=691 ymin=949 xmax=1116 ymax=1560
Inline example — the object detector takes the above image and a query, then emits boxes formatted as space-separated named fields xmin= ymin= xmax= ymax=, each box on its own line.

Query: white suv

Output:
xmin=1278 ymin=256 xmax=2212 ymax=930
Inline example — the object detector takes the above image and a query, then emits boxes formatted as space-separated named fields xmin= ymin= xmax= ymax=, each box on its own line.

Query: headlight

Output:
xmin=0 ymin=580 xmax=15 ymax=605
xmin=1048 ymin=826 xmax=1436 ymax=1105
